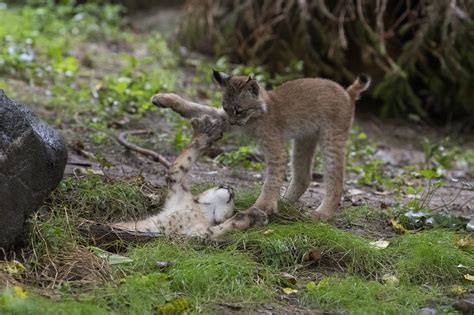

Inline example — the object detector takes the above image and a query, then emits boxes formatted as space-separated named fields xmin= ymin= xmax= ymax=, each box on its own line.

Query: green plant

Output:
xmin=404 ymin=169 xmax=446 ymax=213
xmin=216 ymin=145 xmax=262 ymax=170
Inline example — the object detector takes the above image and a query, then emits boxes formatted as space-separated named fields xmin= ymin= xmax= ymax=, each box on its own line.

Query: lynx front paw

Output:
xmin=150 ymin=93 xmax=181 ymax=108
xmin=254 ymin=199 xmax=279 ymax=215
xmin=309 ymin=210 xmax=334 ymax=221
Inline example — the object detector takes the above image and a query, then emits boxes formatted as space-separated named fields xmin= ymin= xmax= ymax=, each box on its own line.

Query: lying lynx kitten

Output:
xmin=151 ymin=71 xmax=369 ymax=233
xmin=113 ymin=115 xmax=248 ymax=237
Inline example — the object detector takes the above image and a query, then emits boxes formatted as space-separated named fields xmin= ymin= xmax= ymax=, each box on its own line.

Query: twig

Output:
xmin=117 ymin=130 xmax=171 ymax=169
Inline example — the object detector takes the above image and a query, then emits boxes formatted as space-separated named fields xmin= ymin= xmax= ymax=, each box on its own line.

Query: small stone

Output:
xmin=453 ymin=296 xmax=474 ymax=314
xmin=466 ymin=218 xmax=474 ymax=231
xmin=418 ymin=307 xmax=437 ymax=315
xmin=156 ymin=261 xmax=174 ymax=269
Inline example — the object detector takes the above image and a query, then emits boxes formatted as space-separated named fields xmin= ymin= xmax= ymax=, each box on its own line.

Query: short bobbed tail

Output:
xmin=346 ymin=74 xmax=371 ymax=104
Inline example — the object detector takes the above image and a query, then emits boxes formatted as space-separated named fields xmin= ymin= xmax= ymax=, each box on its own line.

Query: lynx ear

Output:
xmin=212 ymin=69 xmax=230 ymax=87
xmin=245 ymin=77 xmax=259 ymax=96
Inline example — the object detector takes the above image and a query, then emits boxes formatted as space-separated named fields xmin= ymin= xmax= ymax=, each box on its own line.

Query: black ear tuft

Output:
xmin=212 ymin=69 xmax=230 ymax=86
xmin=359 ymin=73 xmax=370 ymax=84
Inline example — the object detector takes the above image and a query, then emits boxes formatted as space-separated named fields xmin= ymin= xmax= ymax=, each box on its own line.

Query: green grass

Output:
xmin=125 ymin=240 xmax=276 ymax=307
xmin=47 ymin=175 xmax=163 ymax=222
xmin=230 ymin=222 xmax=389 ymax=277
xmin=3 ymin=180 xmax=474 ymax=314
xmin=301 ymin=275 xmax=441 ymax=315
xmin=390 ymin=230 xmax=474 ymax=285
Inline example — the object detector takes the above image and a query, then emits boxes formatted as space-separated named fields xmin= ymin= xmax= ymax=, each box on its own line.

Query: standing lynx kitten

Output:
xmin=151 ymin=70 xmax=369 ymax=231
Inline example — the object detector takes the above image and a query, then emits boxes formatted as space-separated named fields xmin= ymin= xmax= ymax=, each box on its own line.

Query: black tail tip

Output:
xmin=359 ymin=73 xmax=370 ymax=84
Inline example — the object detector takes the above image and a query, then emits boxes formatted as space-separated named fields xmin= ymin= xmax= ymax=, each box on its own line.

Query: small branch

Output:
xmin=117 ymin=130 xmax=171 ymax=169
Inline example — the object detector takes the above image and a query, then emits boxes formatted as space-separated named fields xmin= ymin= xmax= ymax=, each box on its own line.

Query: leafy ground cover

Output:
xmin=0 ymin=2 xmax=473 ymax=314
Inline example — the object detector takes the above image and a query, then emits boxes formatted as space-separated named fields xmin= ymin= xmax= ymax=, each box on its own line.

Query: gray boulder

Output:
xmin=0 ymin=90 xmax=67 ymax=248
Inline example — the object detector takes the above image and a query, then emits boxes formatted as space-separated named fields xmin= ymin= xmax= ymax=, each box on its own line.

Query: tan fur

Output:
xmin=151 ymin=72 xmax=369 ymax=228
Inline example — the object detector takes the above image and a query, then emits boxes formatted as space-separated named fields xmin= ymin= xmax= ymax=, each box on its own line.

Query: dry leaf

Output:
xmin=282 ymin=287 xmax=298 ymax=295
xmin=279 ymin=272 xmax=297 ymax=285
xmin=463 ymin=274 xmax=474 ymax=281
xmin=89 ymin=246 xmax=133 ymax=265
xmin=370 ymin=240 xmax=390 ymax=249
xmin=449 ymin=285 xmax=466 ymax=296
xmin=303 ymin=248 xmax=322 ymax=262
xmin=382 ymin=274 xmax=399 ymax=285
xmin=455 ymin=237 xmax=472 ymax=248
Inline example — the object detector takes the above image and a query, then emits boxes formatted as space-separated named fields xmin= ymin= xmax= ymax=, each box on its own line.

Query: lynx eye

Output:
xmin=235 ymin=108 xmax=248 ymax=116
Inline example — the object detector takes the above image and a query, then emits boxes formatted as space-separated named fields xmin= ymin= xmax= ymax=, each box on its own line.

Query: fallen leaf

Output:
xmin=463 ymin=274 xmax=474 ymax=281
xmin=380 ymin=202 xmax=390 ymax=209
xmin=263 ymin=229 xmax=274 ymax=236
xmin=282 ymin=287 xmax=298 ymax=295
xmin=370 ymin=240 xmax=390 ymax=249
xmin=89 ymin=246 xmax=133 ymax=265
xmin=0 ymin=260 xmax=25 ymax=276
xmin=279 ymin=272 xmax=297 ymax=285
xmin=382 ymin=274 xmax=399 ymax=285
xmin=455 ymin=237 xmax=472 ymax=248
xmin=390 ymin=218 xmax=407 ymax=234
xmin=303 ymin=248 xmax=322 ymax=262
xmin=449 ymin=285 xmax=466 ymax=297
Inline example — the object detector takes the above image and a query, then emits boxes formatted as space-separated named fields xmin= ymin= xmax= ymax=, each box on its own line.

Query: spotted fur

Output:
xmin=112 ymin=116 xmax=235 ymax=237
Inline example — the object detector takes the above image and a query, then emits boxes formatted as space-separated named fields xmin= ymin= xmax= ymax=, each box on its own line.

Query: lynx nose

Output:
xmin=150 ymin=94 xmax=159 ymax=105
xmin=228 ymin=118 xmax=239 ymax=125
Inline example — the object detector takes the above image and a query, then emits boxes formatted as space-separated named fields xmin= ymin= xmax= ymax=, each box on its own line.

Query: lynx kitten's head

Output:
xmin=212 ymin=69 xmax=266 ymax=126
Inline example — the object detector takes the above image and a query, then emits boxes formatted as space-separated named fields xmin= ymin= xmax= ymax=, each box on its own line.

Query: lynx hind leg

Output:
xmin=207 ymin=207 xmax=268 ymax=239
xmin=311 ymin=131 xmax=348 ymax=221
xmin=111 ymin=216 xmax=162 ymax=233
xmin=284 ymin=135 xmax=318 ymax=202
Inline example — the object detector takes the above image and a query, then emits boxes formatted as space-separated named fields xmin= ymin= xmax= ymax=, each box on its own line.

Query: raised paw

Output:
xmin=150 ymin=93 xmax=181 ymax=108
xmin=207 ymin=207 xmax=268 ymax=240
xmin=191 ymin=115 xmax=225 ymax=146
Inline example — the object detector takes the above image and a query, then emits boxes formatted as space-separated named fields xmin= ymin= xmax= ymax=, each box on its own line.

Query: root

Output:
xmin=117 ymin=129 xmax=171 ymax=169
